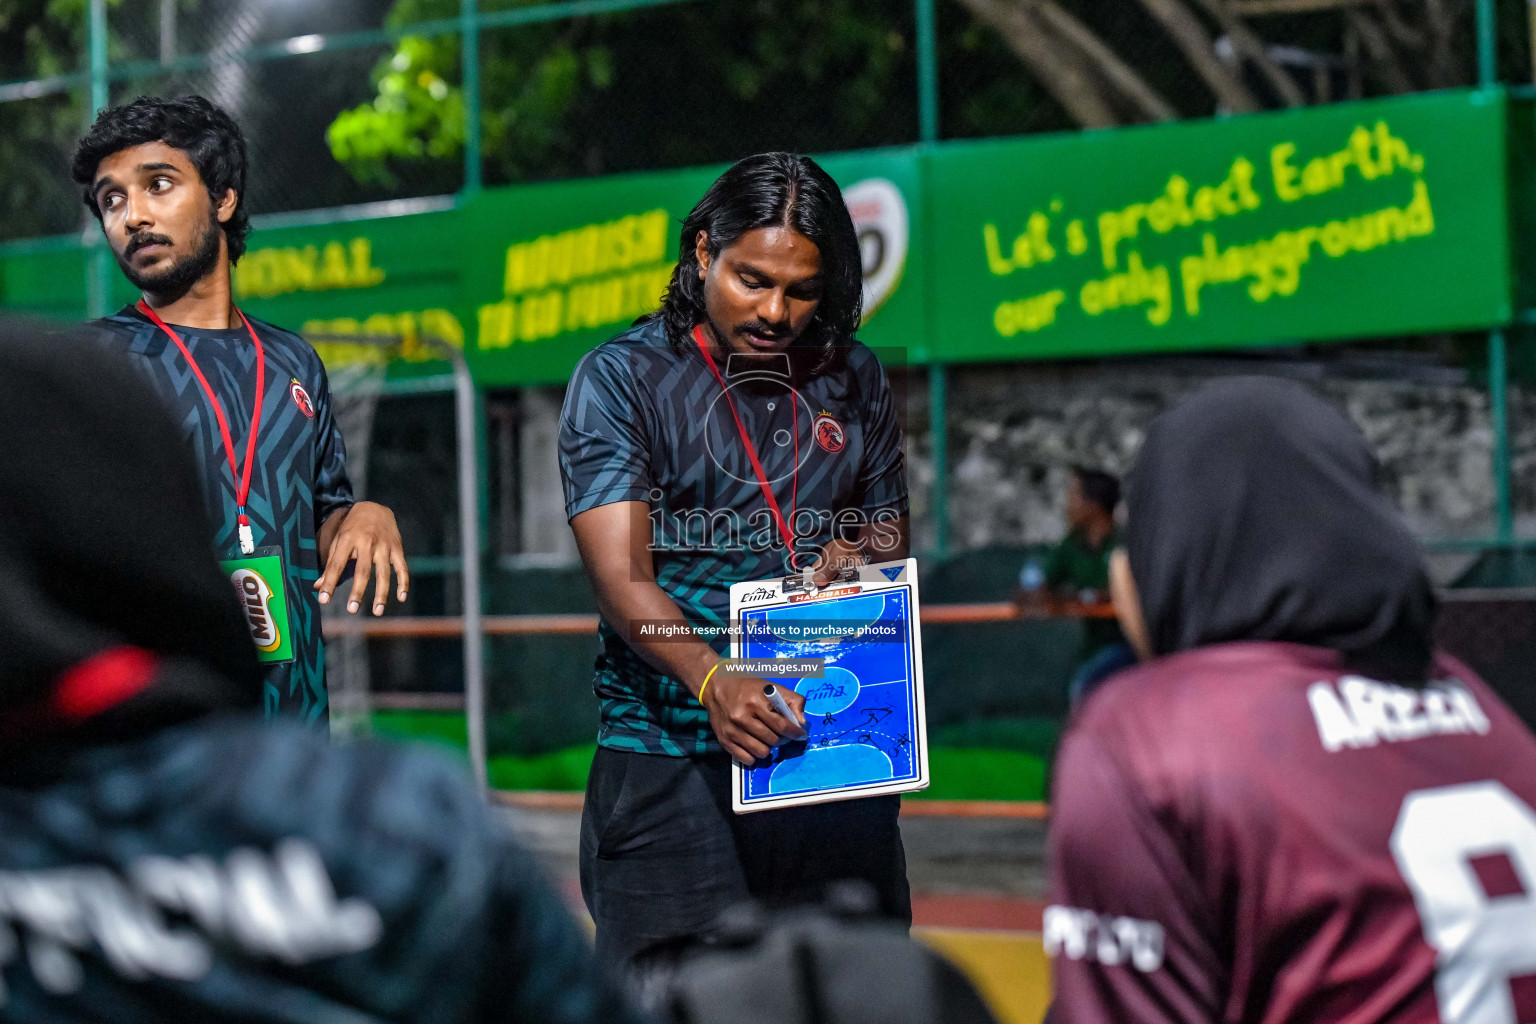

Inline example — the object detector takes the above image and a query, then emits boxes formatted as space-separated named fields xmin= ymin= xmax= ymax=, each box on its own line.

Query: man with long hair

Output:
xmin=1047 ymin=378 xmax=1536 ymax=1023
xmin=559 ymin=153 xmax=911 ymax=979
xmin=71 ymin=96 xmax=408 ymax=724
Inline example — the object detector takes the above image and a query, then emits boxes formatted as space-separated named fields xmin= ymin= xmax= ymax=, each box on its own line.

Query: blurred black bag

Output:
xmin=660 ymin=884 xmax=999 ymax=1024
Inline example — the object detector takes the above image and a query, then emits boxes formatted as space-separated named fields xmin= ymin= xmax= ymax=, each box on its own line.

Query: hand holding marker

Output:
xmin=764 ymin=684 xmax=805 ymax=740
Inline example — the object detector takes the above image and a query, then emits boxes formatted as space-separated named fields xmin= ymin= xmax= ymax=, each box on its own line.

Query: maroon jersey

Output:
xmin=1048 ymin=641 xmax=1536 ymax=1024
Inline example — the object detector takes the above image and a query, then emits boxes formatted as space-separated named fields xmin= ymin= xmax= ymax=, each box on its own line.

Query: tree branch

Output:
xmin=1232 ymin=0 xmax=1369 ymax=12
xmin=1034 ymin=0 xmax=1179 ymax=121
xmin=1373 ymin=0 xmax=1427 ymax=50
xmin=1420 ymin=0 xmax=1462 ymax=87
xmin=1347 ymin=8 xmax=1417 ymax=92
xmin=954 ymin=0 xmax=1123 ymax=128
xmin=1190 ymin=0 xmax=1307 ymax=106
xmin=1133 ymin=0 xmax=1261 ymax=112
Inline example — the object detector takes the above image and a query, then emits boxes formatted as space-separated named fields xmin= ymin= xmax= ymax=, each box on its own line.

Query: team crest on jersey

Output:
xmin=814 ymin=412 xmax=846 ymax=454
xmin=289 ymin=378 xmax=315 ymax=418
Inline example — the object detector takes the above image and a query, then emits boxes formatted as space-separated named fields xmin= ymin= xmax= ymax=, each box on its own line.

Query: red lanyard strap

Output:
xmin=136 ymin=300 xmax=266 ymax=551
xmin=692 ymin=325 xmax=799 ymax=554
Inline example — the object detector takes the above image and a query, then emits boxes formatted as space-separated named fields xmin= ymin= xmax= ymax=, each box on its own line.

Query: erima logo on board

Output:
xmin=231 ymin=568 xmax=282 ymax=652
xmin=740 ymin=587 xmax=777 ymax=604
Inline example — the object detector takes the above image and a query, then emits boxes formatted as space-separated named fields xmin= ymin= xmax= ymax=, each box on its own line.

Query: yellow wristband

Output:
xmin=698 ymin=662 xmax=722 ymax=707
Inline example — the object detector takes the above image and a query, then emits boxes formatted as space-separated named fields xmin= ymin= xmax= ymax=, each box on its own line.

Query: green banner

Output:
xmin=457 ymin=151 xmax=923 ymax=384
xmin=0 ymin=89 xmax=1520 ymax=381
xmin=927 ymin=89 xmax=1513 ymax=361
xmin=458 ymin=165 xmax=718 ymax=384
xmin=211 ymin=152 xmax=920 ymax=385
xmin=229 ymin=203 xmax=465 ymax=377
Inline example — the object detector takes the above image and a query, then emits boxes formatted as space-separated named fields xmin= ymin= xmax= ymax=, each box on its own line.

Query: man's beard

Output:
xmin=116 ymin=211 xmax=223 ymax=301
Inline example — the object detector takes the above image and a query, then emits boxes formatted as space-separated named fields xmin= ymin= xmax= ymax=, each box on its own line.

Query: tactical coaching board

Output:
xmin=730 ymin=558 xmax=929 ymax=813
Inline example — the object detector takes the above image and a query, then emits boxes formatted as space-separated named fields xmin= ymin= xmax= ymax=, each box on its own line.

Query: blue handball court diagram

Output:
xmin=739 ymin=587 xmax=921 ymax=803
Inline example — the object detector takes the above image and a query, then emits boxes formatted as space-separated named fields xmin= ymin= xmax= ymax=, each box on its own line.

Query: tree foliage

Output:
xmin=326 ymin=0 xmax=1536 ymax=192
xmin=327 ymin=35 xmax=466 ymax=186
xmin=0 ymin=0 xmax=149 ymax=239
xmin=327 ymin=0 xmax=929 ymax=187
xmin=0 ymin=0 xmax=1531 ymax=239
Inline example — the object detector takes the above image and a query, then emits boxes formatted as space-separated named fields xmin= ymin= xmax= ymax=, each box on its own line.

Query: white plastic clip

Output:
xmin=238 ymin=522 xmax=255 ymax=555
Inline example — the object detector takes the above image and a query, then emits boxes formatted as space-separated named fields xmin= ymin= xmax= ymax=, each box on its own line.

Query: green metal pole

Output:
xmin=476 ymin=384 xmax=491 ymax=558
xmin=915 ymin=0 xmax=939 ymax=144
xmin=1491 ymin=330 xmax=1515 ymax=544
xmin=89 ymin=0 xmax=108 ymax=113
xmin=1476 ymin=0 xmax=1497 ymax=86
xmin=1476 ymin=0 xmax=1510 ymax=544
xmin=86 ymin=0 xmax=112 ymax=319
xmin=915 ymin=0 xmax=943 ymax=556
xmin=930 ymin=363 xmax=949 ymax=559
xmin=462 ymin=0 xmax=482 ymax=196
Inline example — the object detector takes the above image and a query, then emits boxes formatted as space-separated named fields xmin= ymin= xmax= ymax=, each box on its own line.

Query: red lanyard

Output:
xmin=136 ymin=300 xmax=266 ymax=555
xmin=692 ymin=324 xmax=799 ymax=553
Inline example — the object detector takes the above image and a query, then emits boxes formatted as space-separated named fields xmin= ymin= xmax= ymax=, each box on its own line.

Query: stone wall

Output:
xmin=898 ymin=358 xmax=1536 ymax=553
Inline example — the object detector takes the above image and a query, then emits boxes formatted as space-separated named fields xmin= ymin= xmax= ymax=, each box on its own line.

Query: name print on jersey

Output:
xmin=1308 ymin=675 xmax=1491 ymax=753
xmin=1043 ymin=906 xmax=1166 ymax=973
xmin=0 ymin=839 xmax=381 ymax=1005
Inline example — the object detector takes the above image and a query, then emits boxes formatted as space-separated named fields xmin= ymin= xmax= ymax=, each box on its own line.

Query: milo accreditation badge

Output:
xmin=220 ymin=547 xmax=295 ymax=664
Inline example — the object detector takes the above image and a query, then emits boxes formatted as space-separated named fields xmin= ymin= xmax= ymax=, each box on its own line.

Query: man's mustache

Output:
xmin=126 ymin=233 xmax=175 ymax=257
xmin=735 ymin=320 xmax=795 ymax=341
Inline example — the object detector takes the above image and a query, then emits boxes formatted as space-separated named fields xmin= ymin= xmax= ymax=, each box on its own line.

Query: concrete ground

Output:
xmin=495 ymin=802 xmax=1053 ymax=1024
xmin=496 ymin=804 xmax=1050 ymax=899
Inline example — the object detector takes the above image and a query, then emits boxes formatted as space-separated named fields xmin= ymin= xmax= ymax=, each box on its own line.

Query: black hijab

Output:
xmin=0 ymin=319 xmax=260 ymax=752
xmin=1125 ymin=377 xmax=1436 ymax=682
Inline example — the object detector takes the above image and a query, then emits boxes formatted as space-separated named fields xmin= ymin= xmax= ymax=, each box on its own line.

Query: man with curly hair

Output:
xmin=72 ymin=95 xmax=407 ymax=724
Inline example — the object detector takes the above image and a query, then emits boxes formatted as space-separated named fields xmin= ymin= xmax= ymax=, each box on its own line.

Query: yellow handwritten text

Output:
xmin=1271 ymin=121 xmax=1424 ymax=203
xmin=1180 ymin=179 xmax=1434 ymax=316
xmin=1097 ymin=158 xmax=1261 ymax=271
xmin=1066 ymin=219 xmax=1089 ymax=256
xmin=236 ymin=238 xmax=385 ymax=300
xmin=994 ymin=289 xmax=1067 ymax=337
xmin=1080 ymin=251 xmax=1172 ymax=326
xmin=983 ymin=214 xmax=1057 ymax=276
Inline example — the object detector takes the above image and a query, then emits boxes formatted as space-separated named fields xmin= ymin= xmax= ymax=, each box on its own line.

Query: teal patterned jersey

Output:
xmin=91 ymin=306 xmax=354 ymax=724
xmin=559 ymin=318 xmax=908 ymax=756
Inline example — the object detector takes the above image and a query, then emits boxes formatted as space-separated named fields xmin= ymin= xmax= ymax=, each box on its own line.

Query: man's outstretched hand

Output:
xmin=314 ymin=501 xmax=409 ymax=616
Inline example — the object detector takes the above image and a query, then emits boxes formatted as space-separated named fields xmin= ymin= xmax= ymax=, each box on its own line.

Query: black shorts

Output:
xmin=579 ymin=746 xmax=910 ymax=974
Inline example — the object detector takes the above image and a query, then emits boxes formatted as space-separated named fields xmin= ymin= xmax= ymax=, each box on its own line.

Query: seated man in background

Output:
xmin=1025 ymin=467 xmax=1129 ymax=708
xmin=0 ymin=320 xmax=636 ymax=1024
xmin=1043 ymin=467 xmax=1119 ymax=604
xmin=1048 ymin=378 xmax=1536 ymax=1024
